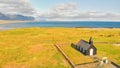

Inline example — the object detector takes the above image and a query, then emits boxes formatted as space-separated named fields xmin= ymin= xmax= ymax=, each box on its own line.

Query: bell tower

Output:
xmin=89 ymin=37 xmax=93 ymax=45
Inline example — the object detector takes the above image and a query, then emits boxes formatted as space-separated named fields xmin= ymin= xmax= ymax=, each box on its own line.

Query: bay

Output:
xmin=0 ymin=21 xmax=120 ymax=30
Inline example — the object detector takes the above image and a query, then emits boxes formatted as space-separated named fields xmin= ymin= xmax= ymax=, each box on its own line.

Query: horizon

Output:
xmin=0 ymin=0 xmax=120 ymax=21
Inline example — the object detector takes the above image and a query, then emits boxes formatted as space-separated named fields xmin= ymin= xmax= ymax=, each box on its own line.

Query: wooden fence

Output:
xmin=54 ymin=44 xmax=75 ymax=68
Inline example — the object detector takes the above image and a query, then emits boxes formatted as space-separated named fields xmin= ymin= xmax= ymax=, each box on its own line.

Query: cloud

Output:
xmin=40 ymin=3 xmax=78 ymax=19
xmin=39 ymin=3 xmax=120 ymax=21
xmin=0 ymin=0 xmax=36 ymax=16
xmin=51 ymin=2 xmax=77 ymax=12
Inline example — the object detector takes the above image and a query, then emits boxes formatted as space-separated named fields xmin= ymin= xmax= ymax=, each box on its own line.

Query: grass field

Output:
xmin=60 ymin=45 xmax=94 ymax=65
xmin=0 ymin=27 xmax=120 ymax=68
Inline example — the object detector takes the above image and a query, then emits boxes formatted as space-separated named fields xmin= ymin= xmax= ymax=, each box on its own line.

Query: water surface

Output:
xmin=0 ymin=21 xmax=120 ymax=30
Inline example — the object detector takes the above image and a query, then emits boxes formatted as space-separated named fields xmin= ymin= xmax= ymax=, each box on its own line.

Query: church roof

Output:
xmin=76 ymin=39 xmax=91 ymax=50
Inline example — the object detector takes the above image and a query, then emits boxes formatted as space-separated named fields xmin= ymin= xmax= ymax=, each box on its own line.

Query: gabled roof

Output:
xmin=76 ymin=39 xmax=91 ymax=50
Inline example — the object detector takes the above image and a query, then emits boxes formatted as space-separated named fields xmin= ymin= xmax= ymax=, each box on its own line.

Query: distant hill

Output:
xmin=0 ymin=12 xmax=34 ymax=20
xmin=0 ymin=13 xmax=10 ymax=20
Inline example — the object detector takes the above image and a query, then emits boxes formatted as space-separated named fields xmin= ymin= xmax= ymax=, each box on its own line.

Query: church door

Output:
xmin=90 ymin=48 xmax=93 ymax=56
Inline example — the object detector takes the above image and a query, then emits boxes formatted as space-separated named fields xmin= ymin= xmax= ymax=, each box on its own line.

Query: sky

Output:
xmin=0 ymin=0 xmax=120 ymax=21
xmin=30 ymin=0 xmax=120 ymax=13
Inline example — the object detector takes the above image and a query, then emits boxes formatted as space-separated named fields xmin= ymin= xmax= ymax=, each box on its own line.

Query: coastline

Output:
xmin=0 ymin=20 xmax=35 ymax=24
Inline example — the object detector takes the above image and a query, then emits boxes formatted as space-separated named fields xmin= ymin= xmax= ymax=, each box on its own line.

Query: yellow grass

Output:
xmin=0 ymin=27 xmax=120 ymax=67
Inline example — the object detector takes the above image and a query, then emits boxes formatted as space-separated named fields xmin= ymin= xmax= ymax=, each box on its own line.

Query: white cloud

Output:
xmin=39 ymin=3 xmax=120 ymax=21
xmin=0 ymin=0 xmax=36 ymax=16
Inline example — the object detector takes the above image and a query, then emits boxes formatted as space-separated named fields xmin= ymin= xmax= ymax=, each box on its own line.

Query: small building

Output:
xmin=76 ymin=37 xmax=97 ymax=56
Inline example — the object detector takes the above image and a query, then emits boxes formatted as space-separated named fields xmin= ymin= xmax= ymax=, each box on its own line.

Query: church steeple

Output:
xmin=89 ymin=37 xmax=93 ymax=45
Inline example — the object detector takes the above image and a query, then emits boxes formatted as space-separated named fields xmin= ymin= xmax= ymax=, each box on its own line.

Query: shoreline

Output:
xmin=0 ymin=27 xmax=120 ymax=32
xmin=0 ymin=26 xmax=119 ymax=30
xmin=74 ymin=27 xmax=120 ymax=29
xmin=0 ymin=20 xmax=35 ymax=24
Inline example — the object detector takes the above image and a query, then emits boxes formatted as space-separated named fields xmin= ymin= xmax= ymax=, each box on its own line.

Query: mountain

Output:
xmin=0 ymin=13 xmax=10 ymax=20
xmin=0 ymin=12 xmax=34 ymax=20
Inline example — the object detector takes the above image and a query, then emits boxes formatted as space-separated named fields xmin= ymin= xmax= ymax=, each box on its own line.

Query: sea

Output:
xmin=0 ymin=21 xmax=120 ymax=30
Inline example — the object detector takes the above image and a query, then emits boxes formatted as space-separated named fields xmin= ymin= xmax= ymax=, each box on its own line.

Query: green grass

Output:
xmin=0 ymin=27 xmax=120 ymax=67
xmin=60 ymin=45 xmax=94 ymax=65
xmin=96 ymin=43 xmax=120 ymax=64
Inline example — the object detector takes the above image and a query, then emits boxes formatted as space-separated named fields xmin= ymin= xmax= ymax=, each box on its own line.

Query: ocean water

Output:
xmin=0 ymin=21 xmax=120 ymax=30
